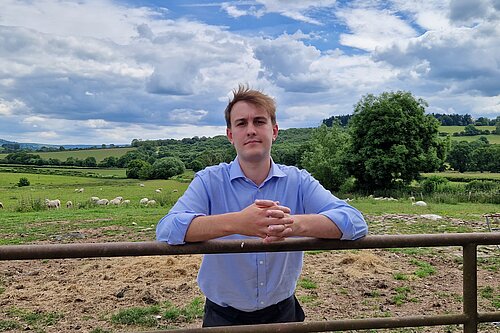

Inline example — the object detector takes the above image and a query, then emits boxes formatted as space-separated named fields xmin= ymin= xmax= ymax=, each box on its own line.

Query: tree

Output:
xmin=447 ymin=141 xmax=473 ymax=172
xmin=126 ymin=159 xmax=152 ymax=179
xmin=151 ymin=157 xmax=185 ymax=179
xmin=83 ymin=156 xmax=97 ymax=167
xmin=346 ymin=91 xmax=444 ymax=192
xmin=301 ymin=124 xmax=350 ymax=191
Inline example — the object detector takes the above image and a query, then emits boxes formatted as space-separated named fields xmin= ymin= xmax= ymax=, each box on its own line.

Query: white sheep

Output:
xmin=121 ymin=199 xmax=131 ymax=205
xmin=66 ymin=200 xmax=73 ymax=208
xmin=90 ymin=196 xmax=100 ymax=202
xmin=0 ymin=202 xmax=3 ymax=209
xmin=96 ymin=199 xmax=109 ymax=205
xmin=109 ymin=197 xmax=122 ymax=205
xmin=139 ymin=198 xmax=149 ymax=205
xmin=146 ymin=199 xmax=157 ymax=206
xmin=172 ymin=189 xmax=178 ymax=193
xmin=74 ymin=188 xmax=84 ymax=193
xmin=155 ymin=189 xmax=162 ymax=193
xmin=45 ymin=199 xmax=61 ymax=209
xmin=139 ymin=183 xmax=145 ymax=187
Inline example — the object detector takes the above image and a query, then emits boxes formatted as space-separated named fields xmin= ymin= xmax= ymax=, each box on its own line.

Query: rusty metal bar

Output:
xmin=1 ymin=233 xmax=500 ymax=260
xmin=1 ymin=233 xmax=499 ymax=333
xmin=138 ymin=314 xmax=467 ymax=333
xmin=463 ymin=243 xmax=478 ymax=333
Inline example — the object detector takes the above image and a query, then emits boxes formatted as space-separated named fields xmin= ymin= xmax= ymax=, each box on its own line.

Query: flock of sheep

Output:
xmin=0 ymin=185 xmax=177 ymax=210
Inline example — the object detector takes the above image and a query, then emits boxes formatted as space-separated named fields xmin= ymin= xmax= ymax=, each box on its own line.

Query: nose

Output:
xmin=246 ymin=123 xmax=256 ymax=136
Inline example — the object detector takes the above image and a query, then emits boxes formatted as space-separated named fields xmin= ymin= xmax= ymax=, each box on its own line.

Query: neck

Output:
xmin=238 ymin=157 xmax=271 ymax=186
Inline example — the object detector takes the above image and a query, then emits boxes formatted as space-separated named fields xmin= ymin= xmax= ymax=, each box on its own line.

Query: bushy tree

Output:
xmin=346 ymin=91 xmax=445 ymax=192
xmin=301 ymin=124 xmax=350 ymax=191
xmin=126 ymin=159 xmax=152 ymax=179
xmin=151 ymin=157 xmax=185 ymax=179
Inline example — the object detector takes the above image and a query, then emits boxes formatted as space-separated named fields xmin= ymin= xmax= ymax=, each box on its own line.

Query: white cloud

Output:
xmin=0 ymin=0 xmax=497 ymax=145
xmin=336 ymin=7 xmax=417 ymax=51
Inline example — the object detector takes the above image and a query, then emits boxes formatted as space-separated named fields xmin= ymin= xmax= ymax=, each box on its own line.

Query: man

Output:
xmin=156 ymin=85 xmax=368 ymax=327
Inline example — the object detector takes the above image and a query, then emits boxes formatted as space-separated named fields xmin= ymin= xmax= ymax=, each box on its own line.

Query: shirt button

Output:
xmin=260 ymin=282 xmax=264 ymax=286
xmin=259 ymin=260 xmax=264 ymax=265
xmin=260 ymin=301 xmax=264 ymax=305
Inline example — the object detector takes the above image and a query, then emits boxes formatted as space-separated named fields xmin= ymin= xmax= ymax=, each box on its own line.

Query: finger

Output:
xmin=267 ymin=216 xmax=294 ymax=226
xmin=267 ymin=224 xmax=287 ymax=232
xmin=275 ymin=205 xmax=291 ymax=213
xmin=254 ymin=199 xmax=276 ymax=207
xmin=263 ymin=235 xmax=286 ymax=243
xmin=266 ymin=209 xmax=286 ymax=218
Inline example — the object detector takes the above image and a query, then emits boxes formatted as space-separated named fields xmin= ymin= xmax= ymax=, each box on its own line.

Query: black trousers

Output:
xmin=202 ymin=295 xmax=305 ymax=327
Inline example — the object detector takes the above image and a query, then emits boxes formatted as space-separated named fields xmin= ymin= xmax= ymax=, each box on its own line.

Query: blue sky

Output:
xmin=0 ymin=0 xmax=499 ymax=145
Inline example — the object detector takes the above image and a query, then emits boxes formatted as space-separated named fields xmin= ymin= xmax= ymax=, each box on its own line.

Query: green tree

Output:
xmin=98 ymin=156 xmax=118 ymax=168
xmin=151 ymin=157 xmax=185 ymax=179
xmin=301 ymin=124 xmax=350 ymax=191
xmin=346 ymin=91 xmax=444 ymax=192
xmin=447 ymin=141 xmax=473 ymax=172
xmin=83 ymin=156 xmax=97 ymax=167
xmin=126 ymin=159 xmax=152 ymax=179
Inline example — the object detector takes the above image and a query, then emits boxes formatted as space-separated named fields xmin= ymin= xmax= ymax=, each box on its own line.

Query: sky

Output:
xmin=0 ymin=0 xmax=499 ymax=145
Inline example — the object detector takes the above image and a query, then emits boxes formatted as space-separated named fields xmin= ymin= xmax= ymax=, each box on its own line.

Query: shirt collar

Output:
xmin=229 ymin=156 xmax=286 ymax=183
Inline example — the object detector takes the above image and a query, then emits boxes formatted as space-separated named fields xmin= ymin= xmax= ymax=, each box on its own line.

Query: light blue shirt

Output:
xmin=156 ymin=158 xmax=367 ymax=311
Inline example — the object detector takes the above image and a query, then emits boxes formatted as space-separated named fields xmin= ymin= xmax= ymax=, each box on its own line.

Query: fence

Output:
xmin=1 ymin=232 xmax=500 ymax=333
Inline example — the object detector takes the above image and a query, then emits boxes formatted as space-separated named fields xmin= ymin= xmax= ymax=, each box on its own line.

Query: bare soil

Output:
xmin=0 ymin=214 xmax=499 ymax=333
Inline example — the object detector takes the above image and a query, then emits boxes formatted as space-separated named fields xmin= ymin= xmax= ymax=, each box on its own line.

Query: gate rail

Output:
xmin=1 ymin=232 xmax=500 ymax=333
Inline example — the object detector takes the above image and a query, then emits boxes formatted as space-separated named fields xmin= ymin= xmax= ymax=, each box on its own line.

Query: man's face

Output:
xmin=226 ymin=101 xmax=278 ymax=164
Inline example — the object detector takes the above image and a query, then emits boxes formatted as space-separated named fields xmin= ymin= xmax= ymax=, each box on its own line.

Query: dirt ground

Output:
xmin=0 ymin=214 xmax=499 ymax=333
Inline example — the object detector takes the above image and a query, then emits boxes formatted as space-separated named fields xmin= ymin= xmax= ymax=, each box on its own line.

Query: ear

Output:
xmin=272 ymin=123 xmax=278 ymax=141
xmin=226 ymin=127 xmax=234 ymax=144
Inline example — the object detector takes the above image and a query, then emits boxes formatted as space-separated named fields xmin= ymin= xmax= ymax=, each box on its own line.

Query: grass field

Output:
xmin=438 ymin=126 xmax=500 ymax=144
xmin=0 ymin=147 xmax=136 ymax=162
xmin=423 ymin=171 xmax=500 ymax=181
xmin=438 ymin=125 xmax=496 ymax=134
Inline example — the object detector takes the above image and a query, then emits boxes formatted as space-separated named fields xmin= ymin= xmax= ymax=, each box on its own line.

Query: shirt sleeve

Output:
xmin=300 ymin=170 xmax=368 ymax=240
xmin=156 ymin=174 xmax=208 ymax=245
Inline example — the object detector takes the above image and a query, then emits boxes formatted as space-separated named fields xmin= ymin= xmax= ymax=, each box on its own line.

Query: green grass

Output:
xmin=111 ymin=298 xmax=204 ymax=328
xmin=437 ymin=126 xmax=500 ymax=144
xmin=438 ymin=126 xmax=496 ymax=134
xmin=422 ymin=171 xmax=500 ymax=181
xmin=4 ymin=307 xmax=63 ymax=329
xmin=0 ymin=147 xmax=136 ymax=163
xmin=297 ymin=278 xmax=317 ymax=289
xmin=410 ymin=259 xmax=436 ymax=278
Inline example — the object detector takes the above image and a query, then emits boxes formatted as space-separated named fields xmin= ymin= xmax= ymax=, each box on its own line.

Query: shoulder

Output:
xmin=195 ymin=162 xmax=231 ymax=179
xmin=274 ymin=163 xmax=314 ymax=180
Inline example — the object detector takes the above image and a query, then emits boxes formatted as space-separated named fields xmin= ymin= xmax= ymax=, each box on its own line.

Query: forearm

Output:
xmin=292 ymin=214 xmax=342 ymax=239
xmin=184 ymin=213 xmax=240 ymax=242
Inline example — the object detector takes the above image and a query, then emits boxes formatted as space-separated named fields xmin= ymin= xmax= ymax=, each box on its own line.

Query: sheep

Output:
xmin=109 ymin=197 xmax=122 ymax=205
xmin=139 ymin=183 xmax=145 ymax=187
xmin=121 ymin=199 xmax=131 ymax=205
xmin=172 ymin=189 xmax=178 ymax=193
xmin=74 ymin=188 xmax=84 ymax=193
xmin=155 ymin=189 xmax=162 ymax=193
xmin=90 ymin=196 xmax=100 ymax=202
xmin=96 ymin=199 xmax=109 ymax=205
xmin=0 ymin=202 xmax=3 ymax=209
xmin=146 ymin=199 xmax=157 ymax=206
xmin=139 ymin=198 xmax=149 ymax=205
xmin=66 ymin=200 xmax=73 ymax=208
xmin=45 ymin=199 xmax=61 ymax=209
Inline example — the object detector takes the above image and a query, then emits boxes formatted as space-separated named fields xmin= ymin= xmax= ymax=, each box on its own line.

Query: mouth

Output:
xmin=244 ymin=140 xmax=261 ymax=145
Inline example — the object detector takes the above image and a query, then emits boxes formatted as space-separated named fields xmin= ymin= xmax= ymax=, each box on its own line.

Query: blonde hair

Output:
xmin=224 ymin=84 xmax=276 ymax=128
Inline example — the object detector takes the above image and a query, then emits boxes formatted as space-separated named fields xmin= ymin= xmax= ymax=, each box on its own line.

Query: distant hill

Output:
xmin=0 ymin=138 xmax=116 ymax=150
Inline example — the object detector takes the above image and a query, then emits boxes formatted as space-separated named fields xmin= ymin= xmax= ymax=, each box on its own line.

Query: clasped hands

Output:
xmin=240 ymin=199 xmax=294 ymax=243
